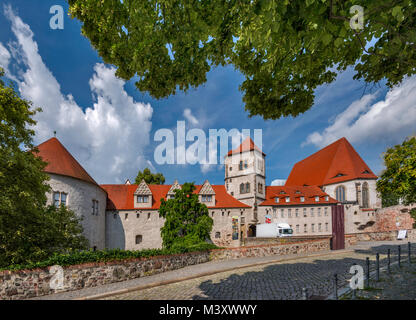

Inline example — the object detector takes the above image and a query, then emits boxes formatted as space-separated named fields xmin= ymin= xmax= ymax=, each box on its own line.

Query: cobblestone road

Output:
xmin=103 ymin=242 xmax=414 ymax=300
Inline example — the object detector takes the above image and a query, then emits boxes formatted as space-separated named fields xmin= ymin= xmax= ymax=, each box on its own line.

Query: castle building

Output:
xmin=35 ymin=136 xmax=381 ymax=250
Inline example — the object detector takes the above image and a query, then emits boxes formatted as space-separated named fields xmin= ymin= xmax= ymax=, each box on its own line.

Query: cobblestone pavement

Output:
xmin=342 ymin=258 xmax=416 ymax=300
xmin=103 ymin=242 xmax=415 ymax=300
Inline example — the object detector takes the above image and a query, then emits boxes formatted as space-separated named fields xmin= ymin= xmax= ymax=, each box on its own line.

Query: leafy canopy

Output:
xmin=158 ymin=183 xmax=213 ymax=249
xmin=135 ymin=167 xmax=165 ymax=185
xmin=376 ymin=137 xmax=416 ymax=207
xmin=68 ymin=0 xmax=416 ymax=119
xmin=0 ymin=69 xmax=88 ymax=268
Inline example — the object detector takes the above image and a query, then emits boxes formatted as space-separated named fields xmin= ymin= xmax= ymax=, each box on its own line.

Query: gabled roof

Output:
xmin=134 ymin=180 xmax=152 ymax=195
xmin=102 ymin=184 xmax=250 ymax=210
xmin=167 ymin=180 xmax=181 ymax=195
xmin=259 ymin=186 xmax=338 ymax=206
xmin=199 ymin=180 xmax=215 ymax=195
xmin=35 ymin=137 xmax=99 ymax=187
xmin=285 ymin=137 xmax=377 ymax=187
xmin=227 ymin=137 xmax=265 ymax=156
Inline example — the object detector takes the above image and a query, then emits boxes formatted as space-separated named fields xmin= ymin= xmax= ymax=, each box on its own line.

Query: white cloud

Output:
xmin=271 ymin=179 xmax=286 ymax=186
xmin=3 ymin=6 xmax=153 ymax=183
xmin=304 ymin=77 xmax=416 ymax=148
xmin=0 ymin=42 xmax=11 ymax=70
xmin=183 ymin=108 xmax=199 ymax=125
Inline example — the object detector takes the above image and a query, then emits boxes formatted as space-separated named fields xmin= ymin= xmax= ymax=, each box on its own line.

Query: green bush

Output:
xmin=1 ymin=243 xmax=219 ymax=271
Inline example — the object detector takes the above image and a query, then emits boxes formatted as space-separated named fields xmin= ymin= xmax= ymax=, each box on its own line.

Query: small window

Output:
xmin=135 ymin=235 xmax=143 ymax=244
xmin=215 ymin=232 xmax=221 ymax=239
xmin=281 ymin=209 xmax=284 ymax=218
xmin=300 ymin=196 xmax=305 ymax=202
xmin=222 ymin=211 xmax=224 ymax=217
xmin=137 ymin=213 xmax=140 ymax=218
xmin=295 ymin=209 xmax=299 ymax=217
xmin=318 ymin=208 xmax=321 ymax=217
xmin=113 ymin=213 xmax=117 ymax=219
xmin=61 ymin=193 xmax=67 ymax=206
xmin=147 ymin=213 xmax=151 ymax=220
xmin=296 ymin=225 xmax=300 ymax=233
xmin=311 ymin=224 xmax=315 ymax=232
xmin=315 ymin=196 xmax=319 ymax=202
xmin=304 ymin=224 xmax=307 ymax=233
xmin=288 ymin=209 xmax=292 ymax=218
xmin=311 ymin=208 xmax=314 ymax=217
xmin=125 ymin=213 xmax=128 ymax=220
xmin=325 ymin=196 xmax=329 ymax=201
xmin=285 ymin=197 xmax=290 ymax=203
xmin=228 ymin=211 xmax=230 ymax=216
xmin=239 ymin=161 xmax=243 ymax=170
xmin=244 ymin=160 xmax=248 ymax=169
xmin=303 ymin=208 xmax=307 ymax=217
xmin=318 ymin=223 xmax=322 ymax=232
xmin=324 ymin=207 xmax=328 ymax=216
xmin=325 ymin=223 xmax=329 ymax=232
xmin=275 ymin=197 xmax=279 ymax=203
xmin=54 ymin=192 xmax=60 ymax=207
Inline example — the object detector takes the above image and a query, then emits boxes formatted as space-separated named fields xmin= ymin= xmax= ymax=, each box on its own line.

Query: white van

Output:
xmin=256 ymin=223 xmax=293 ymax=238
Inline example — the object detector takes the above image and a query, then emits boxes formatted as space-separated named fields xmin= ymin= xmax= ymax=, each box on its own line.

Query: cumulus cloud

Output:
xmin=0 ymin=42 xmax=11 ymax=70
xmin=271 ymin=179 xmax=286 ymax=186
xmin=2 ymin=6 xmax=153 ymax=183
xmin=183 ymin=108 xmax=199 ymax=125
xmin=304 ymin=77 xmax=416 ymax=148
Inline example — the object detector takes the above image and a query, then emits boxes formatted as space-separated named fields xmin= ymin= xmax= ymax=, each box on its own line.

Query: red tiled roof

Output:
xmin=259 ymin=186 xmax=338 ymax=206
xmin=285 ymin=137 xmax=377 ymax=187
xmin=101 ymin=184 xmax=251 ymax=211
xmin=227 ymin=137 xmax=265 ymax=156
xmin=35 ymin=137 xmax=99 ymax=187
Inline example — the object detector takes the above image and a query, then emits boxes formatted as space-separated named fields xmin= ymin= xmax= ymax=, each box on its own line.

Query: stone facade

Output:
xmin=46 ymin=173 xmax=107 ymax=250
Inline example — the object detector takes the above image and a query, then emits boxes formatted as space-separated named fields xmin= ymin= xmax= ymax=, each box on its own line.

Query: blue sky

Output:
xmin=1 ymin=1 xmax=415 ymax=185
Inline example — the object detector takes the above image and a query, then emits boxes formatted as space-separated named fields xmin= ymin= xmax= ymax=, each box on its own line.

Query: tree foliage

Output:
xmin=68 ymin=0 xmax=416 ymax=119
xmin=0 ymin=69 xmax=88 ymax=268
xmin=377 ymin=137 xmax=416 ymax=207
xmin=135 ymin=167 xmax=165 ymax=185
xmin=159 ymin=183 xmax=213 ymax=249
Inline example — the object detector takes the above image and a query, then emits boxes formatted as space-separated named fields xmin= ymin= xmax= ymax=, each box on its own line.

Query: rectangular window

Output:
xmin=61 ymin=193 xmax=67 ymax=206
xmin=315 ymin=196 xmax=319 ymax=202
xmin=325 ymin=223 xmax=329 ymax=231
xmin=296 ymin=225 xmax=300 ymax=233
xmin=312 ymin=224 xmax=315 ymax=232
xmin=318 ymin=223 xmax=322 ymax=232
xmin=324 ymin=207 xmax=328 ymax=216
xmin=303 ymin=208 xmax=307 ymax=217
xmin=135 ymin=235 xmax=143 ymax=244
xmin=288 ymin=209 xmax=292 ymax=218
xmin=318 ymin=208 xmax=321 ymax=217
xmin=311 ymin=208 xmax=314 ymax=217
xmin=300 ymin=196 xmax=305 ymax=202
xmin=54 ymin=192 xmax=60 ymax=207
xmin=304 ymin=224 xmax=307 ymax=233
xmin=285 ymin=197 xmax=290 ymax=203
xmin=295 ymin=209 xmax=299 ymax=217
xmin=281 ymin=209 xmax=284 ymax=218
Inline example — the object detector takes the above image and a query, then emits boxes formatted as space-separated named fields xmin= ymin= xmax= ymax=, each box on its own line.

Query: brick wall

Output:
xmin=0 ymin=238 xmax=330 ymax=300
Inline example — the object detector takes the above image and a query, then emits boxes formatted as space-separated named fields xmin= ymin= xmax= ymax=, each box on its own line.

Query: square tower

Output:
xmin=224 ymin=137 xmax=266 ymax=210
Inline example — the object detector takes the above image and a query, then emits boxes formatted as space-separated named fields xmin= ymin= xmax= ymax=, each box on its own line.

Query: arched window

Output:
xmin=245 ymin=182 xmax=250 ymax=193
xmin=335 ymin=186 xmax=345 ymax=202
xmin=240 ymin=183 xmax=245 ymax=194
xmin=362 ymin=182 xmax=369 ymax=208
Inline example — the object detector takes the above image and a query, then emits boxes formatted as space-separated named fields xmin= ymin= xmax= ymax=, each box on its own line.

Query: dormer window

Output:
xmin=137 ymin=195 xmax=149 ymax=203
xmin=315 ymin=196 xmax=319 ymax=202
xmin=334 ymin=173 xmax=346 ymax=178
xmin=280 ymin=191 xmax=286 ymax=194
xmin=295 ymin=190 xmax=301 ymax=194
xmin=300 ymin=196 xmax=305 ymax=202
xmin=362 ymin=170 xmax=370 ymax=174
xmin=201 ymin=195 xmax=212 ymax=202
xmin=325 ymin=196 xmax=329 ymax=201
xmin=285 ymin=197 xmax=290 ymax=203
xmin=275 ymin=197 xmax=279 ymax=203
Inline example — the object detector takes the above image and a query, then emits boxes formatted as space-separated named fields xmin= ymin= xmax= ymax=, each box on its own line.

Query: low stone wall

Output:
xmin=211 ymin=238 xmax=331 ymax=261
xmin=0 ymin=252 xmax=210 ymax=300
xmin=0 ymin=238 xmax=331 ymax=300
xmin=243 ymin=235 xmax=330 ymax=247
xmin=345 ymin=229 xmax=416 ymax=245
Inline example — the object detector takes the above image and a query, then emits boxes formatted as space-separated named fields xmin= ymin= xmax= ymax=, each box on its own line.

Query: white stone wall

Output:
xmin=258 ymin=205 xmax=333 ymax=236
xmin=323 ymin=179 xmax=380 ymax=208
xmin=106 ymin=210 xmax=165 ymax=250
xmin=46 ymin=174 xmax=106 ymax=250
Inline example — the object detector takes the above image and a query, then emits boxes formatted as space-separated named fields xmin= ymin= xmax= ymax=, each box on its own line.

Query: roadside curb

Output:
xmin=76 ymin=249 xmax=354 ymax=300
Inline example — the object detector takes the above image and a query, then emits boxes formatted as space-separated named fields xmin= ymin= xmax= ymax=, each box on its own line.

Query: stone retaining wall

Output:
xmin=345 ymin=229 xmax=416 ymax=246
xmin=0 ymin=238 xmax=330 ymax=300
